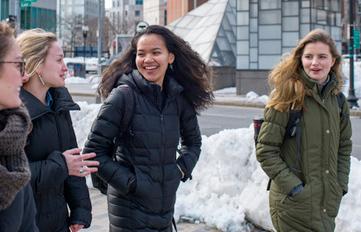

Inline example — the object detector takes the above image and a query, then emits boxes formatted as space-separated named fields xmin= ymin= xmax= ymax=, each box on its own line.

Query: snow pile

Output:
xmin=71 ymin=102 xmax=361 ymax=232
xmin=214 ymin=88 xmax=268 ymax=106
xmin=174 ymin=128 xmax=273 ymax=231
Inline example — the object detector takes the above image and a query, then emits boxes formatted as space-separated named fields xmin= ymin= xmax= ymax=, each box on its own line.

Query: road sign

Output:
xmin=20 ymin=0 xmax=37 ymax=7
xmin=354 ymin=29 xmax=360 ymax=49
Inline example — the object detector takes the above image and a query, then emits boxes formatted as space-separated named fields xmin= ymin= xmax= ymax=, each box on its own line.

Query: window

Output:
xmin=135 ymin=10 xmax=140 ymax=17
xmin=135 ymin=0 xmax=143 ymax=5
xmin=1 ymin=0 xmax=10 ymax=20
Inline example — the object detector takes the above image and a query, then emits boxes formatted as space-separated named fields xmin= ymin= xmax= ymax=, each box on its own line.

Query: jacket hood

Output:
xmin=20 ymin=87 xmax=80 ymax=120
xmin=116 ymin=70 xmax=184 ymax=98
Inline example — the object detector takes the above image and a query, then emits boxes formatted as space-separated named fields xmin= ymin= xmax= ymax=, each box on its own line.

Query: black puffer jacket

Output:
xmin=84 ymin=70 xmax=201 ymax=231
xmin=20 ymin=87 xmax=92 ymax=232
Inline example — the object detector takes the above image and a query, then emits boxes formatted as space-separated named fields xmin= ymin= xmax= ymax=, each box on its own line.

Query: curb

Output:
xmin=214 ymin=100 xmax=361 ymax=117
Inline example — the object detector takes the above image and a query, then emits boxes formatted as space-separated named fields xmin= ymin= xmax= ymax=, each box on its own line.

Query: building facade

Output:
xmin=108 ymin=0 xmax=144 ymax=34
xmin=0 ymin=0 xmax=11 ymax=21
xmin=57 ymin=0 xmax=99 ymax=54
xmin=143 ymin=0 xmax=167 ymax=25
xmin=22 ymin=0 xmax=57 ymax=32
xmin=167 ymin=0 xmax=208 ymax=24
xmin=235 ymin=0 xmax=343 ymax=94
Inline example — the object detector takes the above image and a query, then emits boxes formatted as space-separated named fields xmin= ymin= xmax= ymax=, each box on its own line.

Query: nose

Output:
xmin=144 ymin=54 xmax=154 ymax=63
xmin=62 ymin=61 xmax=68 ymax=72
xmin=311 ymin=57 xmax=319 ymax=66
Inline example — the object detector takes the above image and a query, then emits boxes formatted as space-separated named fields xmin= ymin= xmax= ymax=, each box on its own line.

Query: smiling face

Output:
xmin=135 ymin=34 xmax=175 ymax=87
xmin=301 ymin=41 xmax=335 ymax=84
xmin=37 ymin=41 xmax=67 ymax=87
xmin=0 ymin=38 xmax=23 ymax=110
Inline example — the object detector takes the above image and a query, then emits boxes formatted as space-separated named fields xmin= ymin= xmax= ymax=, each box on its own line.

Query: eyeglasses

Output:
xmin=0 ymin=61 xmax=26 ymax=76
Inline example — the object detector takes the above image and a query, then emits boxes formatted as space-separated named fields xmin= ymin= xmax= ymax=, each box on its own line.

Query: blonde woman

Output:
xmin=256 ymin=29 xmax=352 ymax=231
xmin=16 ymin=29 xmax=99 ymax=232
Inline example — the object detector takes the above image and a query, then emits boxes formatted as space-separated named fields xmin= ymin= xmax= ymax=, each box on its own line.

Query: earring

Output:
xmin=169 ymin=63 xmax=174 ymax=71
xmin=37 ymin=73 xmax=46 ymax=86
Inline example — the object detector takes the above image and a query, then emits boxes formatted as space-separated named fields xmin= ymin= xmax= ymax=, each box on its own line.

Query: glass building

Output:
xmin=168 ymin=0 xmax=236 ymax=67
xmin=21 ymin=6 xmax=56 ymax=32
xmin=236 ymin=0 xmax=341 ymax=70
xmin=168 ymin=0 xmax=343 ymax=93
xmin=0 ymin=0 xmax=10 ymax=20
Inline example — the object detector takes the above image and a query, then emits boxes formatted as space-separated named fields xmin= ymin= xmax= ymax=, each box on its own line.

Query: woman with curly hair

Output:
xmin=256 ymin=29 xmax=352 ymax=231
xmin=84 ymin=25 xmax=213 ymax=231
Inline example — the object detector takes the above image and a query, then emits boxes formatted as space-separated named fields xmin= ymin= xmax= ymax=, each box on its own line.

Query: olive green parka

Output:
xmin=256 ymin=72 xmax=352 ymax=232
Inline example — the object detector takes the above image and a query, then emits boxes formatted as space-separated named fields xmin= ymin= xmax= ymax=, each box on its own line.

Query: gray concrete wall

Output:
xmin=211 ymin=66 xmax=235 ymax=90
xmin=236 ymin=70 xmax=270 ymax=95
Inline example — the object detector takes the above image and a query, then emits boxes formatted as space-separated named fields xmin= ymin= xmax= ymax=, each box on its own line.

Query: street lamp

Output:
xmin=348 ymin=0 xmax=359 ymax=108
xmin=82 ymin=25 xmax=89 ymax=67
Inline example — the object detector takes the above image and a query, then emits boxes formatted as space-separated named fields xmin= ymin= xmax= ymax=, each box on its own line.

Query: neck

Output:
xmin=23 ymin=77 xmax=49 ymax=105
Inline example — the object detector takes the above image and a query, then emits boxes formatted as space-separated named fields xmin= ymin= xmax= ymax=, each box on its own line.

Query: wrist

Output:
xmin=177 ymin=164 xmax=185 ymax=179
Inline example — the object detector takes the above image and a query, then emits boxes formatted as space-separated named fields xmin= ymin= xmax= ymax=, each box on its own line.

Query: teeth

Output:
xmin=144 ymin=66 xmax=157 ymax=70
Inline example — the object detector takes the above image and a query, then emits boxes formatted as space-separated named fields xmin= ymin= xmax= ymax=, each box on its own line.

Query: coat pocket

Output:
xmin=270 ymin=184 xmax=312 ymax=229
xmin=326 ymin=180 xmax=343 ymax=217
xmin=132 ymin=168 xmax=162 ymax=211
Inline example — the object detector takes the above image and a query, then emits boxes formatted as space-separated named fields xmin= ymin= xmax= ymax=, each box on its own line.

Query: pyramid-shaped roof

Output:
xmin=167 ymin=0 xmax=236 ymax=67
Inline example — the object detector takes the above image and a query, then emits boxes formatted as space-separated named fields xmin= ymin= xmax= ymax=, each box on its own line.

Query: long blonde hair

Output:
xmin=16 ymin=28 xmax=57 ymax=77
xmin=267 ymin=29 xmax=343 ymax=112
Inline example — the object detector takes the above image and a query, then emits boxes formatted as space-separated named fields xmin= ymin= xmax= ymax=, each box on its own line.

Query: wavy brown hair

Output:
xmin=0 ymin=22 xmax=15 ymax=65
xmin=267 ymin=28 xmax=343 ymax=112
xmin=99 ymin=25 xmax=214 ymax=112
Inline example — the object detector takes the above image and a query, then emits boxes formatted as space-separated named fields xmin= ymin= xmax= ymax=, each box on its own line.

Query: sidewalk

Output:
xmin=84 ymin=188 xmax=221 ymax=232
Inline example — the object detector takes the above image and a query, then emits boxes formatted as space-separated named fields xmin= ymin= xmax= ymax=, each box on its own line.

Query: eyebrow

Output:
xmin=137 ymin=47 xmax=162 ymax=52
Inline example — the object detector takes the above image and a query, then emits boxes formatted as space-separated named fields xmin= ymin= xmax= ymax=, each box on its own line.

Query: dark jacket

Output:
xmin=0 ymin=107 xmax=38 ymax=232
xmin=0 ymin=184 xmax=39 ymax=232
xmin=84 ymin=70 xmax=202 ymax=231
xmin=20 ymin=87 xmax=92 ymax=232
xmin=256 ymin=72 xmax=352 ymax=231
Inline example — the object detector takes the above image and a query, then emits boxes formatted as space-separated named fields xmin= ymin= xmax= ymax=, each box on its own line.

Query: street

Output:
xmin=199 ymin=105 xmax=361 ymax=160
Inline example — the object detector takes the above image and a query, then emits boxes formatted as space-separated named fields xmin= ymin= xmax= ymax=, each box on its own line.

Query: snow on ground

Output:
xmin=71 ymin=102 xmax=361 ymax=232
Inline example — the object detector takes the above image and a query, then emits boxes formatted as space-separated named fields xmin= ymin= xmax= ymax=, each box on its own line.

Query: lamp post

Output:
xmin=82 ymin=25 xmax=89 ymax=67
xmin=348 ymin=0 xmax=359 ymax=108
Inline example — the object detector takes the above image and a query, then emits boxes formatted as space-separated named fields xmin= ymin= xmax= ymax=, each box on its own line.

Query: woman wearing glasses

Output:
xmin=16 ymin=29 xmax=99 ymax=232
xmin=0 ymin=22 xmax=38 ymax=231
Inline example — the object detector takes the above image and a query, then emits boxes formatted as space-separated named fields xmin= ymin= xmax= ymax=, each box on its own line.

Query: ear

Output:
xmin=168 ymin=52 xmax=175 ymax=64
xmin=331 ymin=57 xmax=336 ymax=67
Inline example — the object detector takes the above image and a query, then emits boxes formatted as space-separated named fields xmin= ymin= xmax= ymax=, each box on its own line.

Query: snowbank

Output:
xmin=71 ymin=102 xmax=361 ymax=231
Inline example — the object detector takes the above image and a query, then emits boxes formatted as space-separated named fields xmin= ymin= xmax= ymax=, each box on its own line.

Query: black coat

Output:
xmin=0 ymin=184 xmax=39 ymax=232
xmin=20 ymin=87 xmax=92 ymax=232
xmin=84 ymin=70 xmax=202 ymax=231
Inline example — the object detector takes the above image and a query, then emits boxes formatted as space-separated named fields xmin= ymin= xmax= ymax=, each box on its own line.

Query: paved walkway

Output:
xmin=83 ymin=188 xmax=221 ymax=232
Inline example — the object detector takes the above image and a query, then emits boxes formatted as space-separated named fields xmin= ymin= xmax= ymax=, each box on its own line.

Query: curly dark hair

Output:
xmin=99 ymin=25 xmax=214 ymax=112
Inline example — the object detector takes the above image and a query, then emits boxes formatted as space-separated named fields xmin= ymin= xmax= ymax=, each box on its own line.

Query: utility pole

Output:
xmin=97 ymin=0 xmax=104 ymax=75
xmin=348 ymin=0 xmax=359 ymax=108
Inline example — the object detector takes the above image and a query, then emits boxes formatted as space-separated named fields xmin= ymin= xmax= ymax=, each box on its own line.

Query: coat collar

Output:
xmin=299 ymin=68 xmax=337 ymax=97
xmin=20 ymin=87 xmax=80 ymax=120
xmin=116 ymin=70 xmax=184 ymax=98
